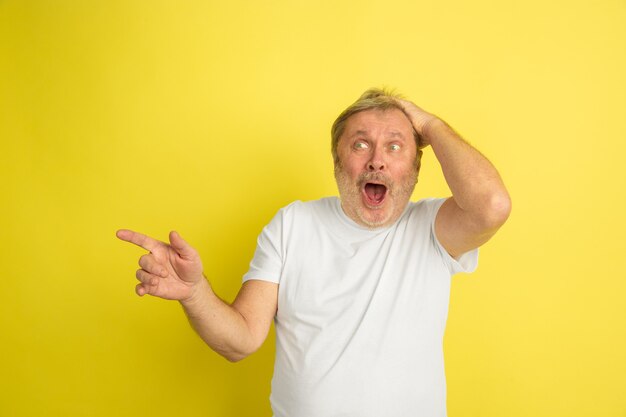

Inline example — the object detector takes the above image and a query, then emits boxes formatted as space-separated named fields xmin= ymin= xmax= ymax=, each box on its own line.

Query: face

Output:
xmin=334 ymin=108 xmax=419 ymax=229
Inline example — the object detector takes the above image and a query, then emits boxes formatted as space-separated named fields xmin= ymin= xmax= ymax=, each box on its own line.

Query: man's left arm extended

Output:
xmin=401 ymin=100 xmax=512 ymax=258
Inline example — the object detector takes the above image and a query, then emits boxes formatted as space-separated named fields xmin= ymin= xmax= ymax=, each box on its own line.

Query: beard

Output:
xmin=334 ymin=161 xmax=418 ymax=229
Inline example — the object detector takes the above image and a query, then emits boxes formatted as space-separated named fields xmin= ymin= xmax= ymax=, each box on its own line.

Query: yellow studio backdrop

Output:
xmin=0 ymin=0 xmax=624 ymax=416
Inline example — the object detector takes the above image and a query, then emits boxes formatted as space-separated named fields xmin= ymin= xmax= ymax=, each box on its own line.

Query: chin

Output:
xmin=356 ymin=207 xmax=394 ymax=229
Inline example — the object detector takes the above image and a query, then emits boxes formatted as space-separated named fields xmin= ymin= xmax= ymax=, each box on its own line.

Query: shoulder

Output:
xmin=278 ymin=197 xmax=338 ymax=220
xmin=262 ymin=197 xmax=339 ymax=248
xmin=404 ymin=197 xmax=447 ymax=222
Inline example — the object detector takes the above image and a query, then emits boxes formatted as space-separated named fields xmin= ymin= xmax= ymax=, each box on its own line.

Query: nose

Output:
xmin=367 ymin=145 xmax=386 ymax=172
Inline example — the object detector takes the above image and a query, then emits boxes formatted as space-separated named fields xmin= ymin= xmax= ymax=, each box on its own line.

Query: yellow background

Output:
xmin=1 ymin=0 xmax=625 ymax=416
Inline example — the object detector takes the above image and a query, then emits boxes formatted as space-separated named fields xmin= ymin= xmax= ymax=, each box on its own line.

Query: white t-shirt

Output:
xmin=243 ymin=197 xmax=478 ymax=417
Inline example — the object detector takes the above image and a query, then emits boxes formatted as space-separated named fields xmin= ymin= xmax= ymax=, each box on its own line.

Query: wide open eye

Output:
xmin=354 ymin=141 xmax=369 ymax=150
xmin=389 ymin=143 xmax=401 ymax=151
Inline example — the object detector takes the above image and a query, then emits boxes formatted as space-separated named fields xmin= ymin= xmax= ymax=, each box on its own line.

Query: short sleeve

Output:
xmin=242 ymin=208 xmax=285 ymax=284
xmin=428 ymin=198 xmax=479 ymax=275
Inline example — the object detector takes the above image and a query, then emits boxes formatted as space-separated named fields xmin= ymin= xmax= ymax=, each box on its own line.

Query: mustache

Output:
xmin=356 ymin=172 xmax=393 ymax=188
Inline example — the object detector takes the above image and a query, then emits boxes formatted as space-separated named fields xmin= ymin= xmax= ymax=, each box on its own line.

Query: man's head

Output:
xmin=332 ymin=88 xmax=423 ymax=229
xmin=331 ymin=88 xmax=423 ymax=166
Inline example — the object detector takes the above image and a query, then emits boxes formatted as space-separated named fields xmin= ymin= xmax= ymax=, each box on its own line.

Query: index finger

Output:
xmin=116 ymin=229 xmax=162 ymax=252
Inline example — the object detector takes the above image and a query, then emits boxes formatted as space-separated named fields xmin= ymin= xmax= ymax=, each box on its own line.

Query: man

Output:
xmin=117 ymin=88 xmax=511 ymax=416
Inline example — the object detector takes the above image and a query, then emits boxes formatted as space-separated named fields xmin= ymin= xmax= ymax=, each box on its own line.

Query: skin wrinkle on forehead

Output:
xmin=340 ymin=109 xmax=421 ymax=167
xmin=350 ymin=129 xmax=408 ymax=140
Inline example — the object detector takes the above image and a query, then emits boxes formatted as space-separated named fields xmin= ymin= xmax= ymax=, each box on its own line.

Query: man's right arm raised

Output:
xmin=116 ymin=229 xmax=278 ymax=362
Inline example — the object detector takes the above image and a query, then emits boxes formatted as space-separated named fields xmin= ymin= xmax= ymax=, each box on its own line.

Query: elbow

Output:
xmin=491 ymin=192 xmax=512 ymax=226
xmin=219 ymin=342 xmax=260 ymax=363
xmin=219 ymin=347 xmax=253 ymax=363
xmin=223 ymin=352 xmax=249 ymax=363
xmin=480 ymin=191 xmax=512 ymax=230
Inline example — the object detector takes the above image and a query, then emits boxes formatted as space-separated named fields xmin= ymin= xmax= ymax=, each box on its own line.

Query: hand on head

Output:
xmin=397 ymin=99 xmax=440 ymax=148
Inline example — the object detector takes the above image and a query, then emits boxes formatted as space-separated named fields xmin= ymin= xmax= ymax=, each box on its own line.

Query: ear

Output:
xmin=415 ymin=149 xmax=423 ymax=181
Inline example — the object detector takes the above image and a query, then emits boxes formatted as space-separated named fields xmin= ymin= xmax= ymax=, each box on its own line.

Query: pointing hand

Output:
xmin=116 ymin=229 xmax=205 ymax=301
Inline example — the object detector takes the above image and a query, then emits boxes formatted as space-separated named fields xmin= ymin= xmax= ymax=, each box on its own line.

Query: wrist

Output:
xmin=421 ymin=117 xmax=446 ymax=138
xmin=180 ymin=276 xmax=213 ymax=308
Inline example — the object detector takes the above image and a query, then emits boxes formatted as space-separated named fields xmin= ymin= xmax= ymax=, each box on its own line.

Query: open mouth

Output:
xmin=363 ymin=182 xmax=387 ymax=206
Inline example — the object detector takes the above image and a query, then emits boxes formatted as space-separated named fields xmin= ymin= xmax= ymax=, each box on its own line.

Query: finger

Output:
xmin=136 ymin=269 xmax=160 ymax=286
xmin=136 ymin=283 xmax=147 ymax=296
xmin=138 ymin=254 xmax=168 ymax=278
xmin=397 ymin=98 xmax=413 ymax=110
xmin=168 ymin=231 xmax=196 ymax=259
xmin=116 ymin=229 xmax=162 ymax=252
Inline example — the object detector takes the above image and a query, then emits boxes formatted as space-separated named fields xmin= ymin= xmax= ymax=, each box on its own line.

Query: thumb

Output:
xmin=169 ymin=231 xmax=196 ymax=259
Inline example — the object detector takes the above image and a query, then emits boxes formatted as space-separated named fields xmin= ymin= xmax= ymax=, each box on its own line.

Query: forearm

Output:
xmin=180 ymin=278 xmax=256 ymax=362
xmin=424 ymin=119 xmax=511 ymax=227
